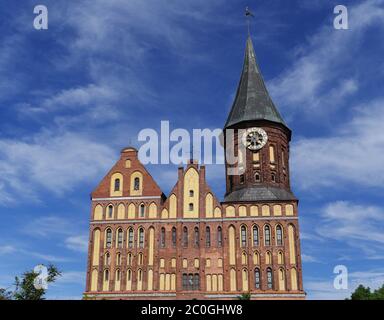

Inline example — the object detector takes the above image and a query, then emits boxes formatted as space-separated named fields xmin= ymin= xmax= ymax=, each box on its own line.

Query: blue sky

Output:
xmin=1 ymin=0 xmax=384 ymax=299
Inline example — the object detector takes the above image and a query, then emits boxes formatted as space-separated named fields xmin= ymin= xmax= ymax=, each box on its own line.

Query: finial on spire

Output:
xmin=245 ymin=6 xmax=255 ymax=36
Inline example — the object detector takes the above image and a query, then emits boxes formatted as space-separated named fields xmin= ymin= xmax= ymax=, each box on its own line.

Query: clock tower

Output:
xmin=224 ymin=36 xmax=294 ymax=203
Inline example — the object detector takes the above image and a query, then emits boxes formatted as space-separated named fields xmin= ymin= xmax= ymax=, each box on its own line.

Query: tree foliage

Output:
xmin=349 ymin=284 xmax=384 ymax=300
xmin=0 ymin=264 xmax=61 ymax=300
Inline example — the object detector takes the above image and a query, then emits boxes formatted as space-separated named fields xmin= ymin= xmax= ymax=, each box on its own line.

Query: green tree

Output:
xmin=237 ymin=293 xmax=251 ymax=300
xmin=13 ymin=264 xmax=61 ymax=300
xmin=350 ymin=285 xmax=372 ymax=300
xmin=0 ymin=288 xmax=13 ymax=300
xmin=372 ymin=284 xmax=384 ymax=300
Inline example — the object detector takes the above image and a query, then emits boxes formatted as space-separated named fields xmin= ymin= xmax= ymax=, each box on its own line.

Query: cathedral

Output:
xmin=84 ymin=35 xmax=305 ymax=300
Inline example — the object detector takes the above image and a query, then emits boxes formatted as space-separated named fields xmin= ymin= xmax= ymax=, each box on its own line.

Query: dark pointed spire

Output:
xmin=225 ymin=36 xmax=288 ymax=129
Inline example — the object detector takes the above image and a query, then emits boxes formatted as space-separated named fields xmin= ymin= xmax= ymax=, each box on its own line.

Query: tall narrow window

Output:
xmin=116 ymin=269 xmax=120 ymax=281
xmin=160 ymin=227 xmax=166 ymax=248
xmin=188 ymin=274 xmax=194 ymax=290
xmin=194 ymin=227 xmax=199 ymax=247
xmin=182 ymin=274 xmax=188 ymax=290
xmin=106 ymin=228 xmax=112 ymax=248
xmin=254 ymin=268 xmax=261 ymax=289
xmin=172 ymin=227 xmax=177 ymax=247
xmin=267 ymin=268 xmax=273 ymax=289
xmin=127 ymin=269 xmax=132 ymax=281
xmin=105 ymin=252 xmax=110 ymax=265
xmin=127 ymin=253 xmax=132 ymax=266
xmin=253 ymin=225 xmax=259 ymax=246
xmin=241 ymin=225 xmax=247 ymax=247
xmin=193 ymin=274 xmax=200 ymax=290
xmin=269 ymin=145 xmax=276 ymax=163
xmin=276 ymin=225 xmax=283 ymax=246
xmin=114 ymin=178 xmax=120 ymax=191
xmin=264 ymin=225 xmax=271 ymax=246
xmin=189 ymin=190 xmax=194 ymax=197
xmin=271 ymin=173 xmax=276 ymax=183
xmin=217 ymin=226 xmax=222 ymax=247
xmin=240 ymin=174 xmax=245 ymax=184
xmin=139 ymin=204 xmax=145 ymax=218
xmin=138 ymin=228 xmax=144 ymax=248
xmin=104 ymin=269 xmax=109 ymax=281
xmin=205 ymin=226 xmax=211 ymax=247
xmin=116 ymin=253 xmax=121 ymax=265
xmin=108 ymin=205 xmax=113 ymax=219
xmin=189 ymin=203 xmax=194 ymax=211
xmin=183 ymin=227 xmax=188 ymax=247
xmin=254 ymin=172 xmax=261 ymax=182
xmin=117 ymin=228 xmax=123 ymax=248
xmin=134 ymin=177 xmax=140 ymax=190
xmin=128 ymin=228 xmax=134 ymax=248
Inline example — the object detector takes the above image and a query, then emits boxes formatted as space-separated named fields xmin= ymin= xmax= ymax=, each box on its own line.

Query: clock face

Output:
xmin=242 ymin=127 xmax=268 ymax=151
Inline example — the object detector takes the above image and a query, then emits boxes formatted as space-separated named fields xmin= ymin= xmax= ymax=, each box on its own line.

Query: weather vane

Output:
xmin=245 ymin=6 xmax=255 ymax=36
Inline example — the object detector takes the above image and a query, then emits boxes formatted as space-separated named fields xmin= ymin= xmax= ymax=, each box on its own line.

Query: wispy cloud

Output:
xmin=65 ymin=235 xmax=89 ymax=253
xmin=316 ymin=201 xmax=384 ymax=257
xmin=292 ymin=98 xmax=384 ymax=190
xmin=269 ymin=0 xmax=384 ymax=119
xmin=0 ymin=132 xmax=115 ymax=204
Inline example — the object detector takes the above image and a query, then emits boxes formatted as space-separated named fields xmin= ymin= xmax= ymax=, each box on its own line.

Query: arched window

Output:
xmin=267 ymin=267 xmax=273 ymax=289
xmin=189 ymin=190 xmax=194 ymax=197
xmin=189 ymin=274 xmax=193 ymax=290
xmin=128 ymin=228 xmax=134 ymax=248
xmin=116 ymin=253 xmax=121 ymax=266
xmin=127 ymin=253 xmax=132 ymax=266
xmin=116 ymin=269 xmax=120 ymax=281
xmin=160 ymin=227 xmax=166 ymax=248
xmin=271 ymin=173 xmax=276 ymax=183
xmin=254 ymin=172 xmax=261 ymax=182
xmin=182 ymin=274 xmax=188 ymax=290
xmin=106 ymin=228 xmax=112 ymax=248
xmin=134 ymin=177 xmax=140 ymax=190
xmin=107 ymin=205 xmax=113 ymax=219
xmin=104 ymin=269 xmax=109 ymax=281
xmin=205 ymin=226 xmax=211 ymax=247
xmin=114 ymin=178 xmax=120 ymax=191
xmin=127 ymin=269 xmax=132 ymax=281
xmin=254 ymin=268 xmax=261 ymax=289
xmin=172 ymin=227 xmax=176 ymax=247
xmin=240 ymin=174 xmax=245 ymax=184
xmin=105 ymin=252 xmax=110 ymax=265
xmin=139 ymin=204 xmax=145 ymax=218
xmin=264 ymin=225 xmax=271 ymax=246
xmin=183 ymin=227 xmax=188 ymax=247
xmin=194 ymin=227 xmax=199 ymax=247
xmin=138 ymin=253 xmax=143 ymax=265
xmin=241 ymin=225 xmax=247 ymax=247
xmin=138 ymin=228 xmax=144 ymax=248
xmin=193 ymin=274 xmax=200 ymax=290
xmin=276 ymin=225 xmax=283 ymax=246
xmin=217 ymin=226 xmax=222 ymax=247
xmin=189 ymin=203 xmax=194 ymax=211
xmin=253 ymin=225 xmax=259 ymax=246
xmin=117 ymin=228 xmax=123 ymax=248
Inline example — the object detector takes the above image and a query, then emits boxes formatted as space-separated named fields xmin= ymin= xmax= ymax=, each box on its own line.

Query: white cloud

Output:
xmin=269 ymin=0 xmax=384 ymax=118
xmin=301 ymin=254 xmax=319 ymax=263
xmin=0 ymin=132 xmax=115 ymax=204
xmin=292 ymin=98 xmax=384 ymax=190
xmin=317 ymin=201 xmax=384 ymax=249
xmin=0 ymin=245 xmax=17 ymax=255
xmin=22 ymin=216 xmax=74 ymax=237
xmin=65 ymin=235 xmax=89 ymax=253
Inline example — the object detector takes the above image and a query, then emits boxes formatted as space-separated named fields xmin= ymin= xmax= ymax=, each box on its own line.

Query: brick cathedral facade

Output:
xmin=84 ymin=36 xmax=305 ymax=300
